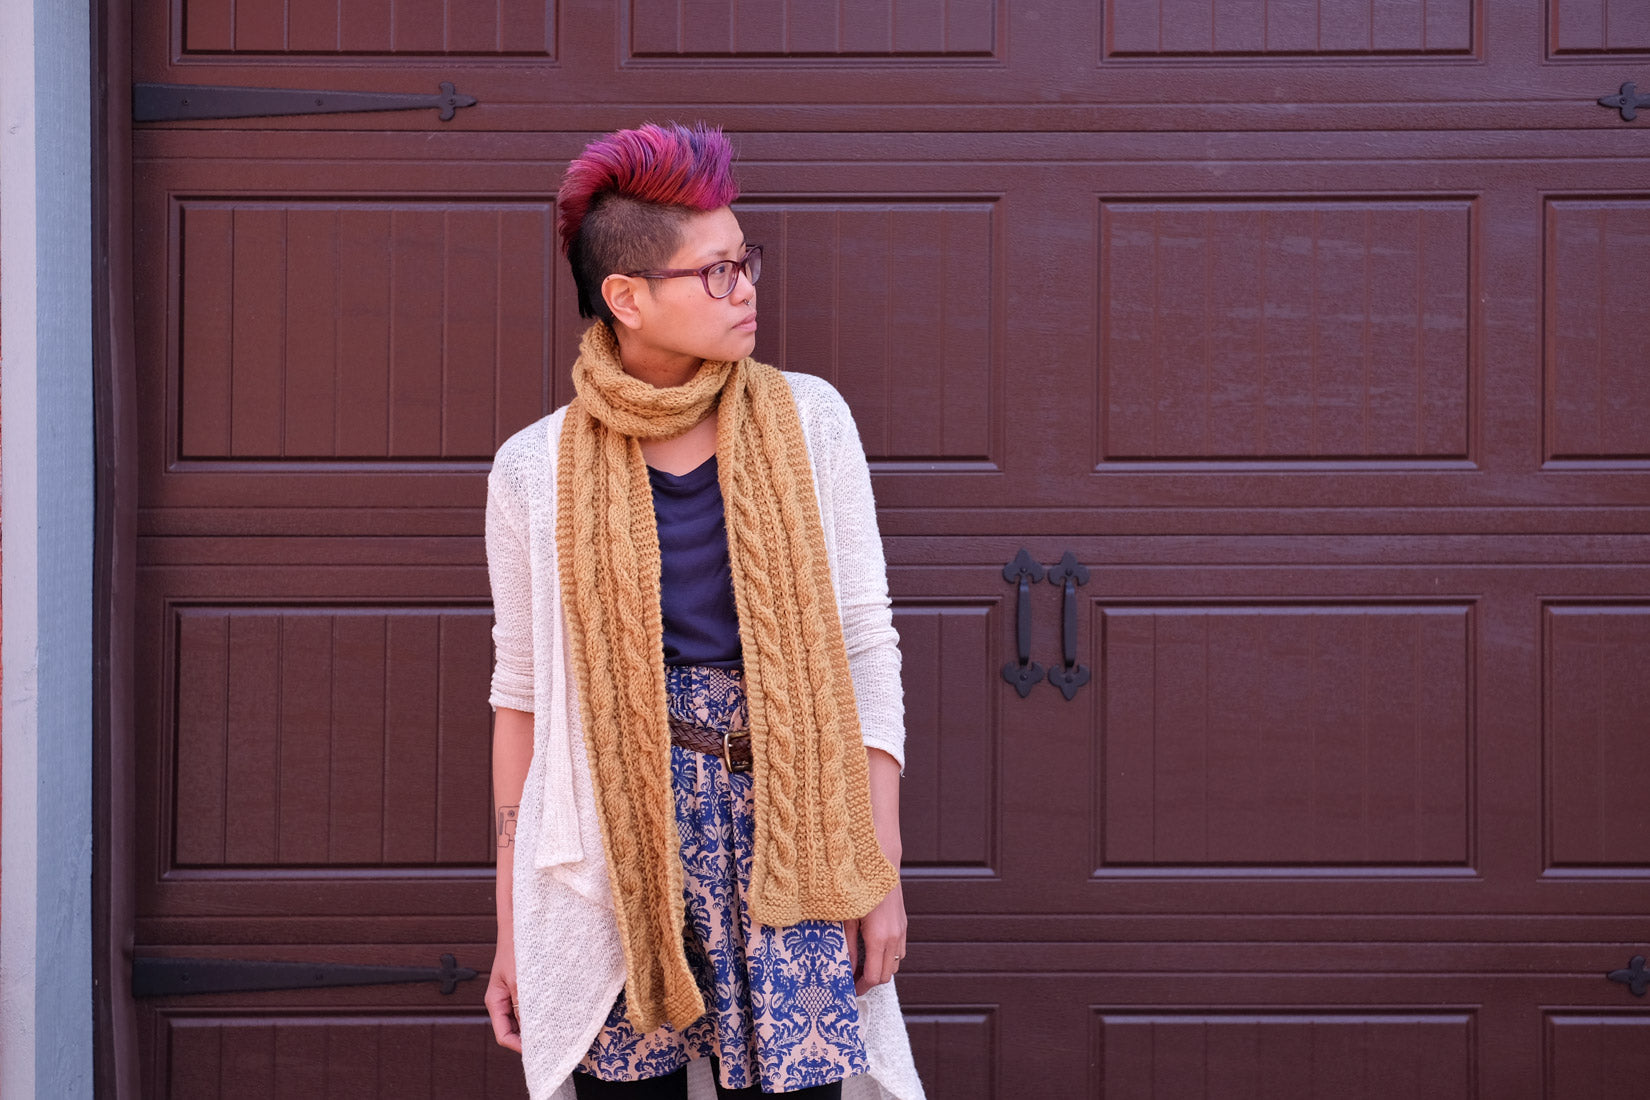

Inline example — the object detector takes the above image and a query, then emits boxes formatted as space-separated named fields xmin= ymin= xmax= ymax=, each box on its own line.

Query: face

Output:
xmin=603 ymin=205 xmax=758 ymax=375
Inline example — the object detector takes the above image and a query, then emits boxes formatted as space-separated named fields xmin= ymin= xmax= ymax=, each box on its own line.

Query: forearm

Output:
xmin=866 ymin=747 xmax=902 ymax=866
xmin=492 ymin=706 xmax=535 ymax=930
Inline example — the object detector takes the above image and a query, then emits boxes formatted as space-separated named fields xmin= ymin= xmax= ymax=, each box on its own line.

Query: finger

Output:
xmin=842 ymin=919 xmax=861 ymax=977
xmin=487 ymin=998 xmax=521 ymax=1049
xmin=485 ymin=977 xmax=521 ymax=1050
xmin=858 ymin=938 xmax=907 ymax=996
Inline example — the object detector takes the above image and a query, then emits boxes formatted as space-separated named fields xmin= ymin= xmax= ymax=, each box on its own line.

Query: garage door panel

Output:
xmin=1098 ymin=603 xmax=1471 ymax=869
xmin=741 ymin=199 xmax=1000 ymax=467
xmin=175 ymin=198 xmax=553 ymax=462
xmin=175 ymin=0 xmax=554 ymax=56
xmin=1099 ymin=197 xmax=1471 ymax=463
xmin=154 ymin=601 xmax=493 ymax=873
xmin=901 ymin=1006 xmax=997 ymax=1100
xmin=135 ymin=550 xmax=497 ymax=934
xmin=626 ymin=0 xmax=998 ymax=59
xmin=1544 ymin=602 xmax=1650 ymax=871
xmin=1106 ymin=0 xmax=1475 ymax=58
xmin=1544 ymin=197 xmax=1650 ymax=465
xmin=1544 ymin=1014 xmax=1650 ymax=1099
xmin=894 ymin=601 xmax=999 ymax=875
xmin=1094 ymin=1009 xmax=1474 ymax=1099
xmin=146 ymin=1009 xmax=528 ymax=1100
xmin=1550 ymin=0 xmax=1650 ymax=55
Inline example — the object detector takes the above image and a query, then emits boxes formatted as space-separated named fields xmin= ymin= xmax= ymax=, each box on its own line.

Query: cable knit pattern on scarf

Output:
xmin=554 ymin=322 xmax=900 ymax=1035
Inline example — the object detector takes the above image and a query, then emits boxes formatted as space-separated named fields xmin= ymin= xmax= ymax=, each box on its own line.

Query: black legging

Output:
xmin=571 ymin=1062 xmax=843 ymax=1099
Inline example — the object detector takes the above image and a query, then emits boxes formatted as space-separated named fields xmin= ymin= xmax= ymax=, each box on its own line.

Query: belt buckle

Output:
xmin=722 ymin=729 xmax=750 ymax=774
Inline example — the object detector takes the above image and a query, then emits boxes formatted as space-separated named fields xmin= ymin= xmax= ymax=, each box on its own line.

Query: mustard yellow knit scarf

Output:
xmin=556 ymin=322 xmax=898 ymax=1033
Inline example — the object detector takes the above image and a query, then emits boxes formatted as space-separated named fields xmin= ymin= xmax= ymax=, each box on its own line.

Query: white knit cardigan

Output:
xmin=486 ymin=371 xmax=927 ymax=1100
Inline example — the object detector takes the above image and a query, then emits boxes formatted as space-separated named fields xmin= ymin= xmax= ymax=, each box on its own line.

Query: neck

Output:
xmin=611 ymin=324 xmax=702 ymax=388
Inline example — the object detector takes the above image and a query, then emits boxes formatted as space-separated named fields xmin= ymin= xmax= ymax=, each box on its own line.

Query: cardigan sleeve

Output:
xmin=485 ymin=431 xmax=538 ymax=714
xmin=816 ymin=385 xmax=907 ymax=772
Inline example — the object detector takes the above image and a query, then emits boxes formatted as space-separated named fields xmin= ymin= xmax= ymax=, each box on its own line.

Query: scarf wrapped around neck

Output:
xmin=555 ymin=322 xmax=898 ymax=1033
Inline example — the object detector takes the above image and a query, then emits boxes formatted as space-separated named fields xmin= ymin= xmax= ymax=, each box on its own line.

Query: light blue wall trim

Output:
xmin=31 ymin=0 xmax=95 ymax=1094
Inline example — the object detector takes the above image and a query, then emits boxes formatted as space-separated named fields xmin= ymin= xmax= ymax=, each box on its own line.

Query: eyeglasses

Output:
xmin=626 ymin=245 xmax=762 ymax=300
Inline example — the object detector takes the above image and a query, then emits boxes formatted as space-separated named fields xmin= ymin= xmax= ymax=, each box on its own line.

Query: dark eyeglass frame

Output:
xmin=625 ymin=245 xmax=762 ymax=299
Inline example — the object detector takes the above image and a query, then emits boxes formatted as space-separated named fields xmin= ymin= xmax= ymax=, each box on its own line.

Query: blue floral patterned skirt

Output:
xmin=576 ymin=665 xmax=869 ymax=1093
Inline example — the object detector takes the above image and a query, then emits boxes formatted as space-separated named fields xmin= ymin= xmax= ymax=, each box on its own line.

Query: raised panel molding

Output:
xmin=1544 ymin=199 xmax=1650 ymax=463
xmin=182 ymin=0 xmax=556 ymax=55
xmin=626 ymin=0 xmax=997 ymax=58
xmin=1093 ymin=1011 xmax=1474 ymax=1098
xmin=902 ymin=1007 xmax=996 ymax=1099
xmin=1545 ymin=1014 xmax=1650 ymax=1098
xmin=894 ymin=602 xmax=997 ymax=875
xmin=1549 ymin=0 xmax=1650 ymax=55
xmin=1097 ymin=603 xmax=1472 ymax=872
xmin=740 ymin=200 xmax=998 ymax=467
xmin=1104 ymin=0 xmax=1474 ymax=58
xmin=158 ymin=1012 xmax=527 ymax=1098
xmin=171 ymin=605 xmax=494 ymax=869
xmin=1544 ymin=603 xmax=1650 ymax=870
xmin=1098 ymin=199 xmax=1472 ymax=464
xmin=177 ymin=199 xmax=553 ymax=462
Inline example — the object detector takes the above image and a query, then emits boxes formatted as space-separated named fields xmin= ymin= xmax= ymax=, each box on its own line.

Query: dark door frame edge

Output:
xmin=92 ymin=0 xmax=140 ymax=1094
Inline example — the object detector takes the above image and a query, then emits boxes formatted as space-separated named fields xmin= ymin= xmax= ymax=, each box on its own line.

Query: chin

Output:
xmin=712 ymin=335 xmax=758 ymax=363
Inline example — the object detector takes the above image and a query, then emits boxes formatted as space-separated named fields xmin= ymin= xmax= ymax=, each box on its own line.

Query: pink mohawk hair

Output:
xmin=556 ymin=122 xmax=739 ymax=259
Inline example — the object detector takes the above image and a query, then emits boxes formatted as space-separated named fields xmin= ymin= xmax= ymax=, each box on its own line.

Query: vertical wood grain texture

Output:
xmin=739 ymin=202 xmax=994 ymax=463
xmin=894 ymin=605 xmax=995 ymax=870
xmin=184 ymin=0 xmax=235 ymax=51
xmin=628 ymin=0 xmax=994 ymax=55
xmin=1100 ymin=605 xmax=1470 ymax=867
xmin=178 ymin=200 xmax=553 ymax=460
xmin=1095 ymin=1013 xmax=1472 ymax=1098
xmin=184 ymin=0 xmax=551 ymax=53
xmin=904 ymin=1010 xmax=995 ymax=1099
xmin=229 ymin=207 xmax=287 ymax=456
xmin=1545 ymin=605 xmax=1650 ymax=866
xmin=171 ymin=608 xmax=492 ymax=868
xmin=1102 ymin=200 xmax=1469 ymax=461
xmin=1108 ymin=0 xmax=1472 ymax=54
xmin=1551 ymin=0 xmax=1650 ymax=52
xmin=1546 ymin=1016 xmax=1650 ymax=1098
xmin=1545 ymin=200 xmax=1650 ymax=460
xmin=160 ymin=1016 xmax=529 ymax=1099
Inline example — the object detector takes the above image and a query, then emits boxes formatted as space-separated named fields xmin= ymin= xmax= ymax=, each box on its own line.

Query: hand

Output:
xmin=843 ymin=881 xmax=907 ymax=996
xmin=485 ymin=936 xmax=522 ymax=1053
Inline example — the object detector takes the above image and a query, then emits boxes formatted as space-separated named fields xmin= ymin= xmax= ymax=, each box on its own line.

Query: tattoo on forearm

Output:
xmin=497 ymin=805 xmax=518 ymax=848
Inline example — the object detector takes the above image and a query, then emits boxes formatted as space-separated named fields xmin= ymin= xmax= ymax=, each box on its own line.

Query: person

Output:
xmin=482 ymin=121 xmax=927 ymax=1100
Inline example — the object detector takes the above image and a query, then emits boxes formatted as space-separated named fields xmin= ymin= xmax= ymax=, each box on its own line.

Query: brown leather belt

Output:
xmin=668 ymin=718 xmax=752 ymax=773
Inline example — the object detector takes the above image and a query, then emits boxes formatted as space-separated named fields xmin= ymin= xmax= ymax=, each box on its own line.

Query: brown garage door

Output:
xmin=125 ymin=2 xmax=1650 ymax=1095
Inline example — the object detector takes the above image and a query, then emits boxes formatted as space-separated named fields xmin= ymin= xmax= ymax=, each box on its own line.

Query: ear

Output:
xmin=602 ymin=274 xmax=646 ymax=331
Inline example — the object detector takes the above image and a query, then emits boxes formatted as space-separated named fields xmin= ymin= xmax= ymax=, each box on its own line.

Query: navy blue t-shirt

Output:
xmin=648 ymin=455 xmax=743 ymax=668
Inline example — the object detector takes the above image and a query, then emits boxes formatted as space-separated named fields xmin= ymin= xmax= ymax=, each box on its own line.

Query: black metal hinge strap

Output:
xmin=1046 ymin=551 xmax=1092 ymax=702
xmin=1001 ymin=548 xmax=1045 ymax=698
xmin=131 ymin=953 xmax=478 ymax=997
xmin=1598 ymin=82 xmax=1650 ymax=122
xmin=1609 ymin=955 xmax=1649 ymax=996
xmin=133 ymin=81 xmax=478 ymax=123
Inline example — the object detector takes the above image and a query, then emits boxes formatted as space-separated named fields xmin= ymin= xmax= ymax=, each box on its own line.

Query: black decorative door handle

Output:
xmin=133 ymin=81 xmax=479 ymax=123
xmin=1599 ymin=81 xmax=1650 ymax=121
xmin=1609 ymin=955 xmax=1650 ymax=996
xmin=1001 ymin=549 xmax=1045 ymax=698
xmin=1046 ymin=551 xmax=1092 ymax=701
xmin=131 ymin=953 xmax=478 ymax=997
